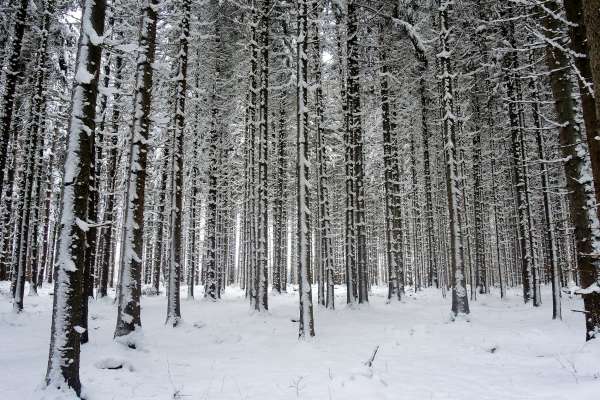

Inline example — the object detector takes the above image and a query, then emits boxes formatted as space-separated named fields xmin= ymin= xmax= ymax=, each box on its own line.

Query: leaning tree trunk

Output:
xmin=115 ymin=0 xmax=159 ymax=343
xmin=45 ymin=0 xmax=105 ymax=393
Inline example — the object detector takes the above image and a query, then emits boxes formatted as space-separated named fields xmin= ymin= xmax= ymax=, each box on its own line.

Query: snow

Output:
xmin=1 ymin=282 xmax=599 ymax=400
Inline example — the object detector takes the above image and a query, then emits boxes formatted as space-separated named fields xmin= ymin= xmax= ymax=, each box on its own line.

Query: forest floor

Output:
xmin=0 ymin=282 xmax=599 ymax=400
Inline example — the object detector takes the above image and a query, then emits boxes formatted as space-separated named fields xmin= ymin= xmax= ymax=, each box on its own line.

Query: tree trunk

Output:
xmin=439 ymin=0 xmax=469 ymax=318
xmin=115 ymin=0 xmax=159 ymax=343
xmin=545 ymin=10 xmax=600 ymax=340
xmin=564 ymin=0 xmax=600 ymax=207
xmin=297 ymin=0 xmax=315 ymax=338
xmin=166 ymin=0 xmax=190 ymax=326
xmin=0 ymin=0 xmax=29 ymax=192
xmin=45 ymin=0 xmax=105 ymax=393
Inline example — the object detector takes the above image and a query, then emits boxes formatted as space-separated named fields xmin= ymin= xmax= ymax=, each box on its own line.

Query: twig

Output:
xmin=364 ymin=345 xmax=380 ymax=368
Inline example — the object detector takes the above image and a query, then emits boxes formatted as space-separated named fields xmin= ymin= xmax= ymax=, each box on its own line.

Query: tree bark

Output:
xmin=45 ymin=0 xmax=105 ymax=393
xmin=115 ymin=0 xmax=159 ymax=343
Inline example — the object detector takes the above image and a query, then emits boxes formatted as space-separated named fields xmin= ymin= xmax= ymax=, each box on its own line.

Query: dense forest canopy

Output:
xmin=1 ymin=0 xmax=600 ymax=397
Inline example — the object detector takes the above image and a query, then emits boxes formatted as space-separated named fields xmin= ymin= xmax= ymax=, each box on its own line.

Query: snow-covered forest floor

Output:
xmin=1 ymin=283 xmax=599 ymax=400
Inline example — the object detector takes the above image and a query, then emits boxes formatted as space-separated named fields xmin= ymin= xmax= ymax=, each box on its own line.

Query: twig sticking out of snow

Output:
xmin=364 ymin=345 xmax=380 ymax=367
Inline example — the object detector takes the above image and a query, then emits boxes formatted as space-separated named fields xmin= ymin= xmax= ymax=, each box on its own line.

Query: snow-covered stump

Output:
xmin=115 ymin=0 xmax=159 ymax=343
xmin=45 ymin=0 xmax=106 ymax=395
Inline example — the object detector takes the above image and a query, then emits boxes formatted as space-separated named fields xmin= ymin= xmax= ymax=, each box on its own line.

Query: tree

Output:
xmin=0 ymin=0 xmax=29 ymax=193
xmin=296 ymin=0 xmax=315 ymax=338
xmin=545 ymin=0 xmax=600 ymax=340
xmin=115 ymin=0 xmax=159 ymax=344
xmin=166 ymin=0 xmax=191 ymax=327
xmin=438 ymin=0 xmax=469 ymax=318
xmin=582 ymin=1 xmax=600 ymax=142
xmin=45 ymin=0 xmax=106 ymax=393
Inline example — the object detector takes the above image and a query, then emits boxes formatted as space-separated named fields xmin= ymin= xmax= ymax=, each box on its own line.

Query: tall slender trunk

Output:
xmin=166 ymin=0 xmax=190 ymax=326
xmin=28 ymin=0 xmax=55 ymax=293
xmin=255 ymin=0 xmax=270 ymax=311
xmin=272 ymin=99 xmax=287 ymax=294
xmin=98 ymin=50 xmax=123 ymax=298
xmin=312 ymin=8 xmax=335 ymax=308
xmin=439 ymin=0 xmax=469 ymax=318
xmin=297 ymin=0 xmax=315 ymax=338
xmin=379 ymin=24 xmax=402 ymax=302
xmin=500 ymin=7 xmax=533 ymax=304
xmin=0 ymin=0 xmax=29 ymax=192
xmin=115 ymin=0 xmax=159 ymax=343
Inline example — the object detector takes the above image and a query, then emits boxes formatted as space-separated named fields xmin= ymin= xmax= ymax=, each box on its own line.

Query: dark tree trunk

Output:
xmin=45 ymin=0 xmax=105 ymax=393
xmin=0 ymin=0 xmax=29 ymax=193
xmin=115 ymin=0 xmax=159 ymax=342
xmin=545 ymin=9 xmax=600 ymax=340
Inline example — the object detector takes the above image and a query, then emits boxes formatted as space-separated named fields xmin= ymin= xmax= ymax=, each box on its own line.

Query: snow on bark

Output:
xmin=0 ymin=0 xmax=29 ymax=194
xmin=45 ymin=0 xmax=105 ymax=394
xmin=166 ymin=0 xmax=190 ymax=327
xmin=438 ymin=0 xmax=469 ymax=319
xmin=115 ymin=0 xmax=159 ymax=344
xmin=296 ymin=0 xmax=315 ymax=338
xmin=255 ymin=0 xmax=270 ymax=312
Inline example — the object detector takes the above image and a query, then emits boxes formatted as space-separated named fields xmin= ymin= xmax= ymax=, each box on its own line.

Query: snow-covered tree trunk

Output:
xmin=297 ymin=0 xmax=315 ymax=338
xmin=0 ymin=128 xmax=17 ymax=281
xmin=98 ymin=48 xmax=123 ymax=298
xmin=545 ymin=10 xmax=600 ymax=340
xmin=348 ymin=0 xmax=368 ymax=304
xmin=499 ymin=7 xmax=534 ymax=305
xmin=27 ymin=0 xmax=55 ymax=296
xmin=378 ymin=22 xmax=402 ymax=302
xmin=564 ymin=0 xmax=600 ymax=207
xmin=45 ymin=0 xmax=106 ymax=393
xmin=0 ymin=0 xmax=28 ymax=193
xmin=311 ymin=6 xmax=335 ymax=309
xmin=115 ymin=0 xmax=159 ymax=343
xmin=204 ymin=0 xmax=223 ymax=301
xmin=583 ymin=1 xmax=600 ymax=158
xmin=438 ymin=0 xmax=469 ymax=318
xmin=272 ymin=99 xmax=287 ymax=294
xmin=255 ymin=0 xmax=270 ymax=311
xmin=530 ymin=76 xmax=560 ymax=319
xmin=166 ymin=0 xmax=190 ymax=327
xmin=38 ymin=136 xmax=56 ymax=287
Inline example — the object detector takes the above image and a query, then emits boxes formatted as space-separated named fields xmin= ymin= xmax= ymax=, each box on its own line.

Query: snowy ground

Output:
xmin=1 ymin=283 xmax=599 ymax=400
